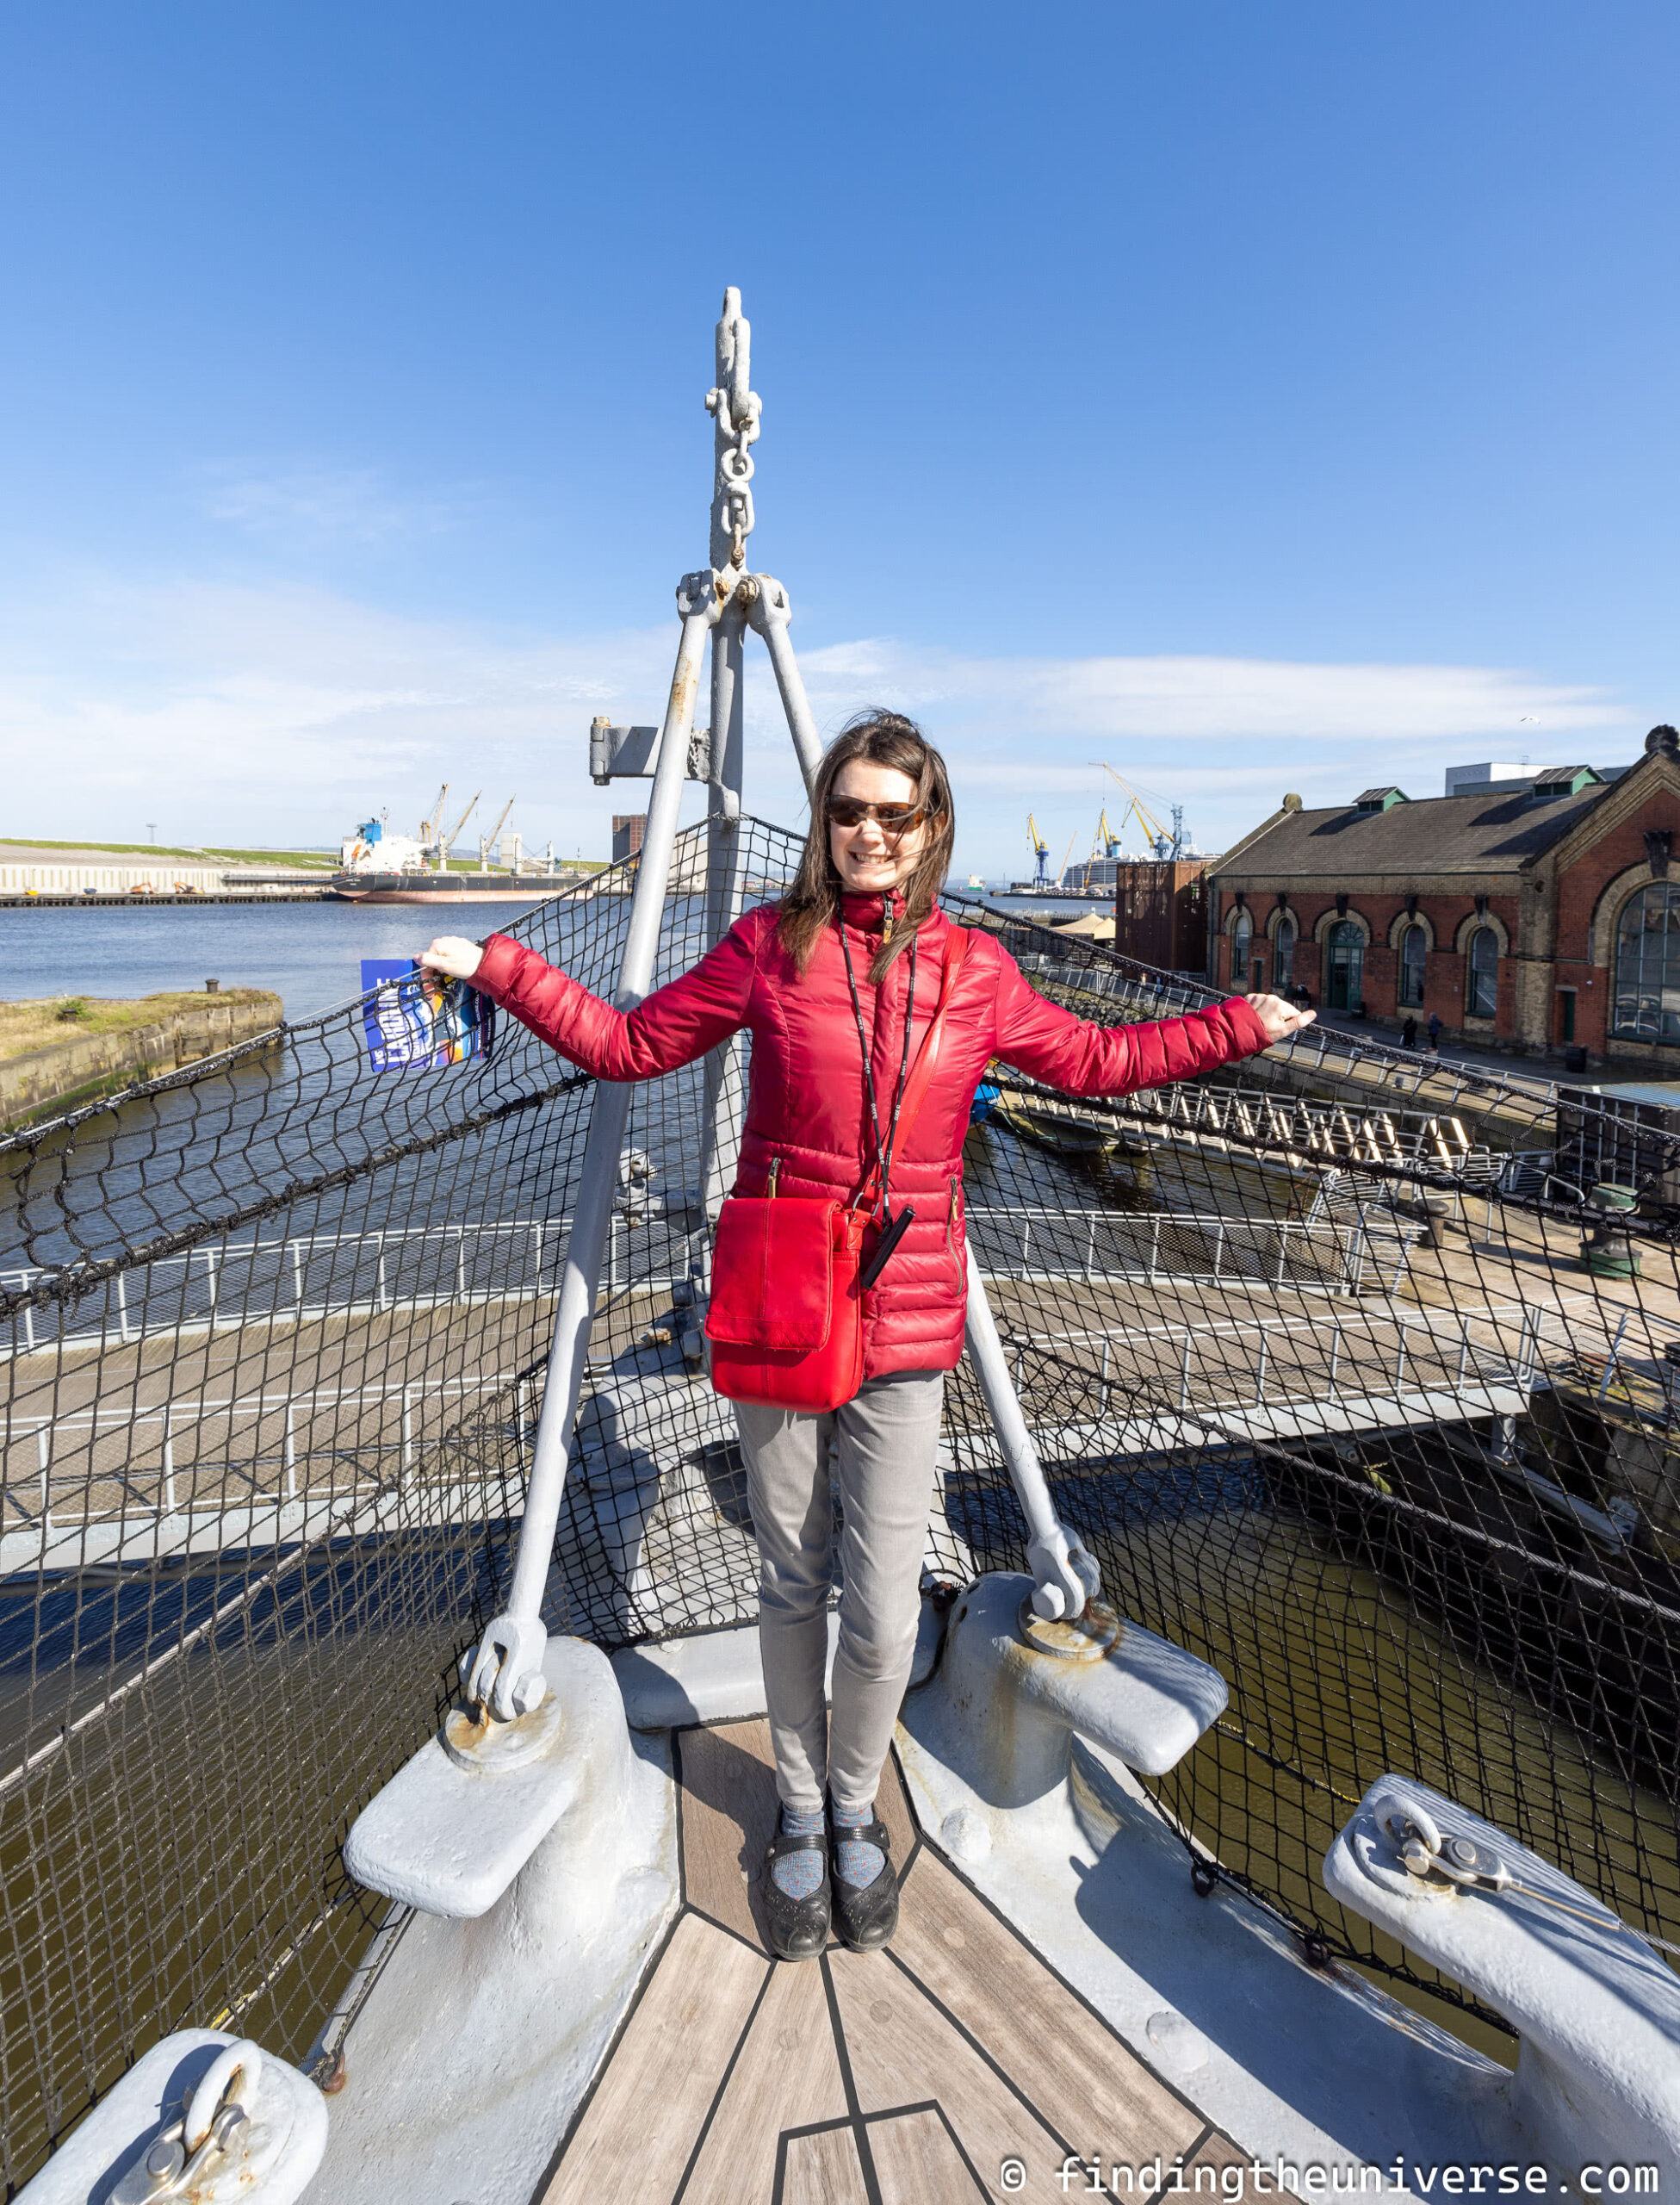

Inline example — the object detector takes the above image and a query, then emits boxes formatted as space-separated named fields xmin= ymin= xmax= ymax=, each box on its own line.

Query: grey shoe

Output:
xmin=828 ymin=1810 xmax=899 ymax=1952
xmin=762 ymin=1826 xmax=831 ymax=1962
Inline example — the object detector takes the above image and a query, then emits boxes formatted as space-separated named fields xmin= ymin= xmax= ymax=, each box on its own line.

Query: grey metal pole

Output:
xmin=467 ymin=575 xmax=722 ymax=1718
xmin=695 ymin=603 xmax=749 ymax=1232
xmin=959 ymin=1266 xmax=1096 ymax=1616
xmin=747 ymin=576 xmax=826 ymax=789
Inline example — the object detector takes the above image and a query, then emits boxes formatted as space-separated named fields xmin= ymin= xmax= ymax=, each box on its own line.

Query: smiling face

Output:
xmin=827 ymin=759 xmax=933 ymax=895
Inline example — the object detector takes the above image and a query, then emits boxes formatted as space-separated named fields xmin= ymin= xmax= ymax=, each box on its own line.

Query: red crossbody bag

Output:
xmin=704 ymin=929 xmax=970 ymax=1413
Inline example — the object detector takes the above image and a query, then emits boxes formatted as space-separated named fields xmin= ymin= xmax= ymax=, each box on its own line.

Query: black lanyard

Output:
xmin=838 ymin=920 xmax=918 ymax=1222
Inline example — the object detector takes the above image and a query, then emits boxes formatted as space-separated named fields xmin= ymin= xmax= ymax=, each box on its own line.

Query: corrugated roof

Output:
xmin=1217 ymin=778 xmax=1613 ymax=879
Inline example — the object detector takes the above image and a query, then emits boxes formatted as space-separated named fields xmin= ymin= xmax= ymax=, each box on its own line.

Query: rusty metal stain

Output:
xmin=1016 ymin=1596 xmax=1123 ymax=1663
xmin=443 ymin=1699 xmax=496 ymax=1759
xmin=668 ymin=663 xmax=698 ymax=722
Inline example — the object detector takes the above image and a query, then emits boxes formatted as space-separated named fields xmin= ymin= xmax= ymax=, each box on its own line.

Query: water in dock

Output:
xmin=0 ymin=895 xmax=564 ymax=1020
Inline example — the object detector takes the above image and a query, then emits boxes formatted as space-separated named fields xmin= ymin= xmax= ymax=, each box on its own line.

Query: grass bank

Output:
xmin=5 ymin=838 xmax=338 ymax=869
xmin=0 ymin=991 xmax=274 ymax=1065
xmin=0 ymin=990 xmax=284 ymax=1128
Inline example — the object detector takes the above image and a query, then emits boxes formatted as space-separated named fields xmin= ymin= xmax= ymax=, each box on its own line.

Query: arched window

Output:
xmin=1398 ymin=922 xmax=1427 ymax=1009
xmin=1274 ymin=916 xmax=1296 ymax=991
xmin=1613 ymin=882 xmax=1680 ymax=1042
xmin=1231 ymin=908 xmax=1251 ymax=984
xmin=1466 ymin=925 xmax=1499 ymax=1019
xmin=1324 ymin=920 xmax=1364 ymax=1011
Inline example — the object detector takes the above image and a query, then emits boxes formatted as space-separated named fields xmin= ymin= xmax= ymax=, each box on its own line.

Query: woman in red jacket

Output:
xmin=420 ymin=712 xmax=1311 ymax=1965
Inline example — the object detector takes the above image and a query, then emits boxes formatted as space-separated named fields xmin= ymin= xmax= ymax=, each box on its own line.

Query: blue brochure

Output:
xmin=360 ymin=958 xmax=495 ymax=1071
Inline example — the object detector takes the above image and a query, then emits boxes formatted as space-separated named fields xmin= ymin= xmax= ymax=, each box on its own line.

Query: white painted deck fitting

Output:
xmin=897 ymin=1666 xmax=1516 ymax=2190
xmin=17 ymin=2031 xmax=326 ymax=2205
xmin=345 ymin=1636 xmax=629 ymax=1918
xmin=1328 ymin=1776 xmax=1680 ymax=2181
xmin=311 ymin=1724 xmax=679 ymax=2205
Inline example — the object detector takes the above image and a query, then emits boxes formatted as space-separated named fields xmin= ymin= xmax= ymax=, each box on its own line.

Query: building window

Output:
xmin=1324 ymin=920 xmax=1363 ymax=1011
xmin=1274 ymin=916 xmax=1296 ymax=991
xmin=1231 ymin=908 xmax=1251 ymax=984
xmin=1398 ymin=922 xmax=1426 ymax=1008
xmin=1612 ymin=882 xmax=1680 ymax=1043
xmin=1466 ymin=925 xmax=1499 ymax=1019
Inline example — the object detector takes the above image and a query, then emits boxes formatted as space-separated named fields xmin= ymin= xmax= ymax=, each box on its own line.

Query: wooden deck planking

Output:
xmin=894 ymin=1848 xmax=1204 ymax=2165
xmin=678 ymin=1719 xmax=784 ymax=1947
xmin=866 ymin=2104 xmax=987 ymax=2201
xmin=780 ymin=2122 xmax=871 ymax=2202
xmin=1181 ymin=2127 xmax=1257 ymax=2199
xmin=679 ymin=1717 xmax=918 ymax=1952
xmin=827 ymin=1942 xmax=1073 ymax=2200
xmin=680 ymin=1953 xmax=848 ymax=2203
xmin=538 ymin=1911 xmax=765 ymax=2205
xmin=540 ymin=1715 xmax=1240 ymax=2205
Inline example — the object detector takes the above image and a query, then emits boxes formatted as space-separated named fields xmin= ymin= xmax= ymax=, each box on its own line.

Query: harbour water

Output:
xmin=0 ymin=888 xmax=1134 ymax=1026
xmin=0 ymin=898 xmax=559 ymax=1022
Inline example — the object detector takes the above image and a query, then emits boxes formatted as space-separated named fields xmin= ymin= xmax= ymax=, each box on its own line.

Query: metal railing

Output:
xmin=0 ymin=1215 xmax=686 ymax=1355
xmin=965 ymin=1205 xmax=1413 ymax=1294
xmin=2 ymin=1204 xmax=1419 ymax=1357
xmin=1 ymin=1374 xmax=535 ymax=1578
xmin=997 ymin=1299 xmax=1545 ymax=1430
xmin=3 ymin=1301 xmax=1546 ymax=1574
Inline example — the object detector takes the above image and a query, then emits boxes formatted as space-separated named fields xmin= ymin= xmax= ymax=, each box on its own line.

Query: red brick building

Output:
xmin=1112 ymin=859 xmax=1210 ymax=974
xmin=1207 ymin=725 xmax=1680 ymax=1063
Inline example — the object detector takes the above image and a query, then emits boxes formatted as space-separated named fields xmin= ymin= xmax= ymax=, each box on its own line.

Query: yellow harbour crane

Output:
xmin=1090 ymin=764 xmax=1184 ymax=860
xmin=1026 ymin=813 xmax=1051 ymax=887
xmin=1077 ymin=806 xmax=1123 ymax=891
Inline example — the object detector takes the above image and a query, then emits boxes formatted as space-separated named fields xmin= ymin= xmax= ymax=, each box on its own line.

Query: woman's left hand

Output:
xmin=1244 ymin=992 xmax=1317 ymax=1045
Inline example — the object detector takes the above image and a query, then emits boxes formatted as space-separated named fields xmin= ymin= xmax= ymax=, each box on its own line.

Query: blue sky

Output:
xmin=2 ymin=3 xmax=1676 ymax=878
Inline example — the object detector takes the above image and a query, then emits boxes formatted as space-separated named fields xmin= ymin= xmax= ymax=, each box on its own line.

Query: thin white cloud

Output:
xmin=0 ymin=570 xmax=1637 ymax=868
xmin=196 ymin=462 xmax=469 ymax=545
xmin=795 ymin=637 xmax=1621 ymax=743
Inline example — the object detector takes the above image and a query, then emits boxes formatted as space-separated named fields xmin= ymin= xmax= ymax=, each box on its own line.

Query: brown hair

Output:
xmin=776 ymin=710 xmax=956 ymax=983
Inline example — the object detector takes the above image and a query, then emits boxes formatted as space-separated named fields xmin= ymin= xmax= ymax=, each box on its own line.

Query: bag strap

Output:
xmin=856 ymin=926 xmax=971 ymax=1210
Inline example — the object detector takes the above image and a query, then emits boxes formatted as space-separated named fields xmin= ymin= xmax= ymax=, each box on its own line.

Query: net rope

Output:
xmin=2 ymin=814 xmax=1677 ymax=2186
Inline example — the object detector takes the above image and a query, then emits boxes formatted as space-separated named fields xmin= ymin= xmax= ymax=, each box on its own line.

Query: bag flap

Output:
xmin=704 ymin=1196 xmax=839 ymax=1351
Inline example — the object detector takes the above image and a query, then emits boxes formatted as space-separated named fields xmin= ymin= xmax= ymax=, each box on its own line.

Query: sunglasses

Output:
xmin=826 ymin=797 xmax=931 ymax=833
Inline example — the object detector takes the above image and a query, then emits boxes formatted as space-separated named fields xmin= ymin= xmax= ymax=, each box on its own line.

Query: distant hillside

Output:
xmin=3 ymin=838 xmax=607 ymax=873
xmin=4 ymin=836 xmax=337 ymax=868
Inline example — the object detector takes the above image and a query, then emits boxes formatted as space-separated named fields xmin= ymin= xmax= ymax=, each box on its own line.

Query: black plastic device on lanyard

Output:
xmin=838 ymin=916 xmax=919 ymax=1293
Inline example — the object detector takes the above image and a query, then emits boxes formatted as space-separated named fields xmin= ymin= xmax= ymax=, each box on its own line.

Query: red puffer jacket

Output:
xmin=470 ymin=891 xmax=1274 ymax=1380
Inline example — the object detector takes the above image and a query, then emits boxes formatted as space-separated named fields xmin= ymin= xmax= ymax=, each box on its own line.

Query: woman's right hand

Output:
xmin=418 ymin=935 xmax=485 ymax=981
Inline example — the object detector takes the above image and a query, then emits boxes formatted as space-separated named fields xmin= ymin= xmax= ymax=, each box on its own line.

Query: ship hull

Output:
xmin=330 ymin=871 xmax=588 ymax=903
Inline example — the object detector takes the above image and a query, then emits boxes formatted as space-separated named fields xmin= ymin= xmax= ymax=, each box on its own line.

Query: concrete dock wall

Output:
xmin=0 ymin=992 xmax=283 ymax=1128
xmin=0 ymin=861 xmax=323 ymax=894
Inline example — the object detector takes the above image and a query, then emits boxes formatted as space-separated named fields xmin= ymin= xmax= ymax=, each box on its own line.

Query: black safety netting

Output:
xmin=2 ymin=813 xmax=1678 ymax=2186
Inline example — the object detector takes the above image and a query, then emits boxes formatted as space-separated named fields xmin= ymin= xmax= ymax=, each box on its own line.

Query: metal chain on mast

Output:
xmin=706 ymin=287 xmax=761 ymax=573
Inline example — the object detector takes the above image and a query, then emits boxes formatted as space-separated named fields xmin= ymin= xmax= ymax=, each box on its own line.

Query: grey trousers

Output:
xmin=734 ymin=1370 xmax=945 ymax=1816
